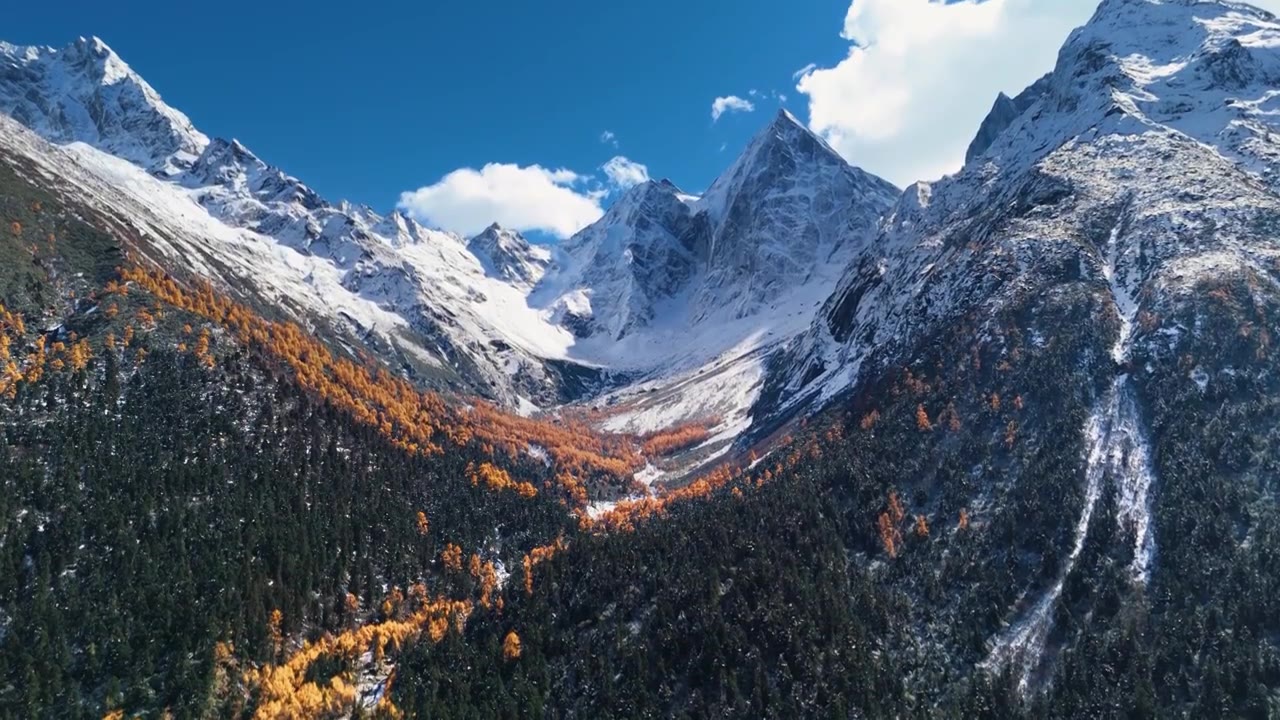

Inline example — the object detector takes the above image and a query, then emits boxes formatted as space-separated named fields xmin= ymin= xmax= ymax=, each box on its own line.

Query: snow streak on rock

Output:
xmin=1103 ymin=222 xmax=1140 ymax=363
xmin=984 ymin=371 xmax=1158 ymax=692
xmin=982 ymin=382 xmax=1113 ymax=694
xmin=1108 ymin=379 xmax=1158 ymax=582
xmin=985 ymin=211 xmax=1164 ymax=691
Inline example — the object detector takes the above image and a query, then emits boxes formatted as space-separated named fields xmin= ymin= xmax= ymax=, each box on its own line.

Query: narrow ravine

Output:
xmin=982 ymin=221 xmax=1160 ymax=692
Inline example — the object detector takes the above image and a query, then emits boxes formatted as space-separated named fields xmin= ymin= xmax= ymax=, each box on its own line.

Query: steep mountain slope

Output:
xmin=0 ymin=40 xmax=896 ymax=454
xmin=764 ymin=0 xmax=1280 ymax=430
xmin=5 ymin=1 xmax=1280 ymax=717
xmin=537 ymin=112 xmax=896 ymax=470
xmin=743 ymin=0 xmax=1280 ymax=706
xmin=379 ymin=4 xmax=1280 ymax=715
xmin=0 ymin=37 xmax=597 ymax=408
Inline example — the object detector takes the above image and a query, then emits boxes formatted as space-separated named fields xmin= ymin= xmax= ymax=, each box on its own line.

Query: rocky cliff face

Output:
xmin=541 ymin=111 xmax=898 ymax=344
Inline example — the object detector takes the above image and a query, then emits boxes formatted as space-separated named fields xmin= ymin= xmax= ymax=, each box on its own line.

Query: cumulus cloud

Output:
xmin=398 ymin=163 xmax=604 ymax=239
xmin=601 ymin=156 xmax=650 ymax=189
xmin=600 ymin=130 xmax=618 ymax=147
xmin=711 ymin=95 xmax=756 ymax=121
xmin=795 ymin=0 xmax=1096 ymax=186
xmin=796 ymin=0 xmax=1280 ymax=186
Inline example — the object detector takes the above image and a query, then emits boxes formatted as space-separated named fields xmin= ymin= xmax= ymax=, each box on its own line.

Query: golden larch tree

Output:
xmin=503 ymin=631 xmax=522 ymax=661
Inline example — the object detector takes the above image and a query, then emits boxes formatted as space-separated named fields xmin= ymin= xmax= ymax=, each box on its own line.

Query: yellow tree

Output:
xmin=503 ymin=631 xmax=522 ymax=661
xmin=268 ymin=609 xmax=284 ymax=658
xmin=441 ymin=543 xmax=463 ymax=573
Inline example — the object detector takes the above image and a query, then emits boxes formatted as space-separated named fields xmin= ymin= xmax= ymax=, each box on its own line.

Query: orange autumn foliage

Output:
xmin=640 ymin=418 xmax=719 ymax=458
xmin=475 ymin=559 xmax=499 ymax=609
xmin=915 ymin=404 xmax=933 ymax=432
xmin=940 ymin=401 xmax=961 ymax=433
xmin=503 ymin=631 xmax=522 ymax=661
xmin=194 ymin=328 xmax=215 ymax=369
xmin=268 ymin=609 xmax=284 ymax=657
xmin=914 ymin=515 xmax=930 ymax=538
xmin=522 ymin=536 xmax=568 ymax=596
xmin=249 ymin=595 xmax=471 ymax=719
xmin=878 ymin=513 xmax=900 ymax=559
xmin=878 ymin=491 xmax=907 ymax=558
xmin=440 ymin=543 xmax=464 ymax=574
xmin=1004 ymin=420 xmax=1019 ymax=449
xmin=889 ymin=492 xmax=906 ymax=524
xmin=590 ymin=433 xmax=829 ymax=535
xmin=468 ymin=461 xmax=538 ymax=498
xmin=116 ymin=266 xmax=642 ymax=501
xmin=67 ymin=339 xmax=93 ymax=372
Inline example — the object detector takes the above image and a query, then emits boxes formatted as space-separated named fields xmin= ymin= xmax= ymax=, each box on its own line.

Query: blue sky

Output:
xmin=6 ymin=0 xmax=849 ymax=215
xmin=22 ymin=0 xmax=1259 ymax=240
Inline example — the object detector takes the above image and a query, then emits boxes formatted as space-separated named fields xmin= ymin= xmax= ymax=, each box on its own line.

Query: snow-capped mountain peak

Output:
xmin=0 ymin=36 xmax=208 ymax=174
xmin=0 ymin=29 xmax=894 ymax=465
xmin=761 ymin=0 xmax=1280 ymax=436
xmin=696 ymin=108 xmax=859 ymax=223
xmin=186 ymin=136 xmax=326 ymax=212
xmin=968 ymin=0 xmax=1280 ymax=183
xmin=683 ymin=108 xmax=900 ymax=324
xmin=467 ymin=223 xmax=551 ymax=288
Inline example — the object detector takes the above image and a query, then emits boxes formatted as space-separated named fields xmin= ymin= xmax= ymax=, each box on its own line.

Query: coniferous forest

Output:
xmin=3 ymin=1 xmax=1280 ymax=714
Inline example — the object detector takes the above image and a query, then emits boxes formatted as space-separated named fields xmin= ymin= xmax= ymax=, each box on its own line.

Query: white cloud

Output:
xmin=792 ymin=62 xmax=818 ymax=81
xmin=600 ymin=130 xmax=618 ymax=147
xmin=797 ymin=0 xmax=1280 ymax=186
xmin=601 ymin=156 xmax=650 ymax=189
xmin=398 ymin=163 xmax=604 ymax=239
xmin=711 ymin=95 xmax=756 ymax=121
xmin=795 ymin=0 xmax=1098 ymax=187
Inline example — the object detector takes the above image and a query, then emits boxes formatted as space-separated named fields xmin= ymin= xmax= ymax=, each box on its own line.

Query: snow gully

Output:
xmin=982 ymin=222 xmax=1159 ymax=693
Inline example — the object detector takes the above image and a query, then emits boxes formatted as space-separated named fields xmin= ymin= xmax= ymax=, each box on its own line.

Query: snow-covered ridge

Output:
xmin=758 ymin=0 xmax=1280 ymax=691
xmin=0 ymin=37 xmax=208 ymax=174
xmin=540 ymin=110 xmax=897 ymax=354
xmin=764 ymin=0 xmax=1280 ymax=429
xmin=0 ymin=36 xmax=899 ymax=461
xmin=0 ymin=37 xmax=584 ymax=407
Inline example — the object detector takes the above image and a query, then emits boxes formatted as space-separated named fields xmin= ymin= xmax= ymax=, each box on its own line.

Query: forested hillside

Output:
xmin=3 ymin=0 xmax=1280 ymax=717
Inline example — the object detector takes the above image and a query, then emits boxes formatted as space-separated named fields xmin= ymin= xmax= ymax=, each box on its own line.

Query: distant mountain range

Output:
xmin=2 ymin=1 xmax=1280 ymax=714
